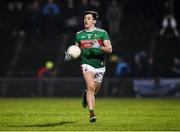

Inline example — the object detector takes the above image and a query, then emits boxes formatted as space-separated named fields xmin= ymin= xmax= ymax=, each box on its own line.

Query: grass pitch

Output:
xmin=0 ymin=97 xmax=180 ymax=131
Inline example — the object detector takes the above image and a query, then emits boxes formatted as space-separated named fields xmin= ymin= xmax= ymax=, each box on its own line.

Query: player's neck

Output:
xmin=85 ymin=26 xmax=96 ymax=32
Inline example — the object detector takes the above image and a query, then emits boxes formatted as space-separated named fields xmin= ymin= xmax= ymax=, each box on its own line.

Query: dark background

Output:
xmin=0 ymin=0 xmax=180 ymax=78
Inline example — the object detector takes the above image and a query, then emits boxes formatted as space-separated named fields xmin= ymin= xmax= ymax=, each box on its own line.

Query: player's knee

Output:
xmin=87 ymin=84 xmax=95 ymax=92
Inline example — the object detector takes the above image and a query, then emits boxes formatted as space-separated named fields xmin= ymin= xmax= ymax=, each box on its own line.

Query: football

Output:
xmin=67 ymin=45 xmax=81 ymax=59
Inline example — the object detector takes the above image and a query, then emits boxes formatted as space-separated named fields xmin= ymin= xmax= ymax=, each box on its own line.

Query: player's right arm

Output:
xmin=65 ymin=33 xmax=80 ymax=61
xmin=75 ymin=42 xmax=79 ymax=46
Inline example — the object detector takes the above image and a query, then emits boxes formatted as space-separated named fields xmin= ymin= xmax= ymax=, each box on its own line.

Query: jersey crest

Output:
xmin=75 ymin=27 xmax=110 ymax=68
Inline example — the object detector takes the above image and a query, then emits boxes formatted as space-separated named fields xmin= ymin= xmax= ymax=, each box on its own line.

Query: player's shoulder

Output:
xmin=76 ymin=29 xmax=85 ymax=35
xmin=95 ymin=27 xmax=107 ymax=33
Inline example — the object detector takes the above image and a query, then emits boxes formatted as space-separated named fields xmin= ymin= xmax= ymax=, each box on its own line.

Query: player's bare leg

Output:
xmin=82 ymin=89 xmax=87 ymax=108
xmin=82 ymin=71 xmax=96 ymax=122
xmin=82 ymin=80 xmax=101 ymax=107
xmin=95 ymin=81 xmax=101 ymax=95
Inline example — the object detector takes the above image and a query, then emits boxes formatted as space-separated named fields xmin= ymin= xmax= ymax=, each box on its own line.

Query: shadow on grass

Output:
xmin=6 ymin=121 xmax=75 ymax=127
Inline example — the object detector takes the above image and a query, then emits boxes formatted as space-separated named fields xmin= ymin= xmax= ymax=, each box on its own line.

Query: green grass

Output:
xmin=0 ymin=98 xmax=180 ymax=131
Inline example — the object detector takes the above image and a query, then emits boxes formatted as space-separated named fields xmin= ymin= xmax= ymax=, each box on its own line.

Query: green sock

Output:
xmin=89 ymin=110 xmax=95 ymax=117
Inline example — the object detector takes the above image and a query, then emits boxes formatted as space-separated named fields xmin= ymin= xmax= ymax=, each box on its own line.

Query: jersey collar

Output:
xmin=84 ymin=27 xmax=96 ymax=32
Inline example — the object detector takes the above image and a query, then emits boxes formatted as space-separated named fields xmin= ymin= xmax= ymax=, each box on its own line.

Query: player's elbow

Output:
xmin=102 ymin=46 xmax=112 ymax=54
xmin=109 ymin=47 xmax=112 ymax=53
xmin=107 ymin=47 xmax=112 ymax=53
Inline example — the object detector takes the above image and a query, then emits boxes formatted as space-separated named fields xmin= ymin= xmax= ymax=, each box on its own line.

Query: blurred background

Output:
xmin=0 ymin=0 xmax=180 ymax=97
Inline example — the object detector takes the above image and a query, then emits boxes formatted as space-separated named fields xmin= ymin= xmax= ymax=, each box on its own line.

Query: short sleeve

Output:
xmin=102 ymin=31 xmax=110 ymax=41
xmin=76 ymin=32 xmax=80 ymax=44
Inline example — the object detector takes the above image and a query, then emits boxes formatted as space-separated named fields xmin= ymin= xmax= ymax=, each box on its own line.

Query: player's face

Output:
xmin=84 ymin=14 xmax=95 ymax=29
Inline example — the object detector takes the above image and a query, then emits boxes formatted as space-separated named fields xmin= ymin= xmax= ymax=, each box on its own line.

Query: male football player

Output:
xmin=66 ymin=11 xmax=112 ymax=122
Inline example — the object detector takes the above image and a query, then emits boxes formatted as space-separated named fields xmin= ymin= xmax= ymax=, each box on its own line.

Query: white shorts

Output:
xmin=81 ymin=64 xmax=106 ymax=83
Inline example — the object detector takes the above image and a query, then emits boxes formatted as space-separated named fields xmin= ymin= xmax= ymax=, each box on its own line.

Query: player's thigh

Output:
xmin=94 ymin=81 xmax=101 ymax=94
xmin=83 ymin=71 xmax=95 ymax=90
xmin=95 ymin=81 xmax=101 ymax=90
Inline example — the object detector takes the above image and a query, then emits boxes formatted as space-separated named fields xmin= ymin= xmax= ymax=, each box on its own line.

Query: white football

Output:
xmin=67 ymin=45 xmax=81 ymax=59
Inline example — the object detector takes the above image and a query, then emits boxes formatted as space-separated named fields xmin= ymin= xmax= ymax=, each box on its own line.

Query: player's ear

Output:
xmin=93 ymin=20 xmax=96 ymax=24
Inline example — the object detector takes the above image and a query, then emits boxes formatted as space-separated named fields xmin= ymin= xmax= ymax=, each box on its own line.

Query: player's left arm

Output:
xmin=101 ymin=30 xmax=112 ymax=54
xmin=90 ymin=31 xmax=112 ymax=55
xmin=101 ymin=40 xmax=112 ymax=54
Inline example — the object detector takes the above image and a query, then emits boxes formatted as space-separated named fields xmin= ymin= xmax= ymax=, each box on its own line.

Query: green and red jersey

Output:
xmin=76 ymin=27 xmax=110 ymax=68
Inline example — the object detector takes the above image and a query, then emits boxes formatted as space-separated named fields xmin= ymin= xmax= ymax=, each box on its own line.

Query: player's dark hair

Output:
xmin=83 ymin=10 xmax=98 ymax=20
